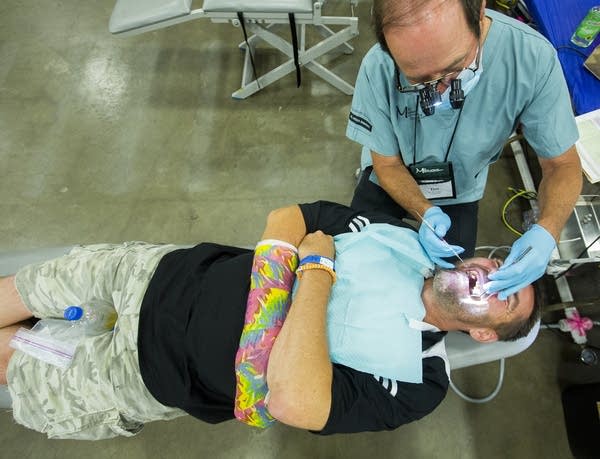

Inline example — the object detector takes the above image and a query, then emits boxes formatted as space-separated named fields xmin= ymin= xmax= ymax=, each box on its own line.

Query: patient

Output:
xmin=0 ymin=201 xmax=540 ymax=439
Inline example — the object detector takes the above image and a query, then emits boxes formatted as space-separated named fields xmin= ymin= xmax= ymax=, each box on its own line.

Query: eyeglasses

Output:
xmin=396 ymin=44 xmax=482 ymax=94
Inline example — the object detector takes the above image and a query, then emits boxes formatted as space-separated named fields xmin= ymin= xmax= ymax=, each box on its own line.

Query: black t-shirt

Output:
xmin=138 ymin=201 xmax=449 ymax=433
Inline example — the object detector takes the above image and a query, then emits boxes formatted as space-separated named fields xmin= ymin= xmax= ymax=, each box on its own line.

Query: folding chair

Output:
xmin=109 ymin=0 xmax=359 ymax=99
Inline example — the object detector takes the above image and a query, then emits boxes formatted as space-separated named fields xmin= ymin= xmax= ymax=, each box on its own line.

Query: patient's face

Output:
xmin=433 ymin=257 xmax=534 ymax=324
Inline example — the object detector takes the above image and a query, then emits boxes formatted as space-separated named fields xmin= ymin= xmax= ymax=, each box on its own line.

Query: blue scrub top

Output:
xmin=346 ymin=9 xmax=579 ymax=205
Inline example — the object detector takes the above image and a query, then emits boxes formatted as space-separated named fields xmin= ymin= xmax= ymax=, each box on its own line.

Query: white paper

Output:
xmin=575 ymin=108 xmax=600 ymax=183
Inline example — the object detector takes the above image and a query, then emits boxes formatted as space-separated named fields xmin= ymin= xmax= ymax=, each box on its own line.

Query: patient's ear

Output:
xmin=469 ymin=327 xmax=498 ymax=343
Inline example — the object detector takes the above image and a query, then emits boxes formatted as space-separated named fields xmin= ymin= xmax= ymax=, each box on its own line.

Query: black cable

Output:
xmin=444 ymin=104 xmax=464 ymax=161
xmin=556 ymin=46 xmax=589 ymax=60
xmin=554 ymin=233 xmax=600 ymax=279
xmin=540 ymin=318 xmax=571 ymax=341
xmin=237 ymin=12 xmax=261 ymax=90
xmin=288 ymin=13 xmax=301 ymax=88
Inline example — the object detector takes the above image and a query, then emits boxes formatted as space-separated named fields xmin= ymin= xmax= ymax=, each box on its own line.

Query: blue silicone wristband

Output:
xmin=299 ymin=255 xmax=335 ymax=270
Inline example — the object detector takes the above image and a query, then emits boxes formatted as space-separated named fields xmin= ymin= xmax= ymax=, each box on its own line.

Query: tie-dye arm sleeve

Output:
xmin=234 ymin=239 xmax=298 ymax=428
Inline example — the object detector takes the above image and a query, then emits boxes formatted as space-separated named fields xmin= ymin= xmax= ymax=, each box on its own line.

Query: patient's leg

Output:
xmin=0 ymin=276 xmax=34 ymax=329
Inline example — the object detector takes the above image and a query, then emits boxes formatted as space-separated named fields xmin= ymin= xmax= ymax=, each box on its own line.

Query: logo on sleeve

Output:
xmin=373 ymin=375 xmax=399 ymax=397
xmin=348 ymin=215 xmax=371 ymax=232
xmin=349 ymin=112 xmax=373 ymax=132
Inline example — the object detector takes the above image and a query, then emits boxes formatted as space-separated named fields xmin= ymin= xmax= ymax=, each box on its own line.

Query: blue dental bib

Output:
xmin=326 ymin=224 xmax=434 ymax=382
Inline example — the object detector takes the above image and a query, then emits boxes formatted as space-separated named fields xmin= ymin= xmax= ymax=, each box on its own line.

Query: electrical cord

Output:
xmin=554 ymin=233 xmax=600 ymax=279
xmin=501 ymin=188 xmax=537 ymax=236
xmin=449 ymin=359 xmax=505 ymax=404
xmin=540 ymin=319 xmax=573 ymax=341
xmin=476 ymin=245 xmax=512 ymax=258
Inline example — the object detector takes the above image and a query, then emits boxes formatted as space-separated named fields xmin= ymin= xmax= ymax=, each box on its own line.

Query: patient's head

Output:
xmin=431 ymin=257 xmax=540 ymax=342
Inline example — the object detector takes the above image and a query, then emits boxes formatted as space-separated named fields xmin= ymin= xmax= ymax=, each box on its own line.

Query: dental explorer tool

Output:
xmin=416 ymin=211 xmax=465 ymax=264
xmin=507 ymin=246 xmax=533 ymax=267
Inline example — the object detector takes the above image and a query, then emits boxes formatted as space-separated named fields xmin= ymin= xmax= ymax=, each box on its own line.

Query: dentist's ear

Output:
xmin=468 ymin=327 xmax=498 ymax=343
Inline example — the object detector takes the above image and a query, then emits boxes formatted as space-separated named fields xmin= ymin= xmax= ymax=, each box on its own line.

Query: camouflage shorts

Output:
xmin=8 ymin=242 xmax=186 ymax=439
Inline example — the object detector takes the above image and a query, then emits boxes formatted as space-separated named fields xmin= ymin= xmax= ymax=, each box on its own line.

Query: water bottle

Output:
xmin=63 ymin=300 xmax=118 ymax=335
xmin=571 ymin=6 xmax=600 ymax=48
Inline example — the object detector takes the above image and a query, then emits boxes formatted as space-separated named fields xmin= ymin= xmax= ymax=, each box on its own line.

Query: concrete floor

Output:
xmin=0 ymin=1 xmax=596 ymax=457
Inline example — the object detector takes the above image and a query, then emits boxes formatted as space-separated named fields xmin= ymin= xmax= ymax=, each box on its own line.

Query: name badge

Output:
xmin=408 ymin=161 xmax=456 ymax=199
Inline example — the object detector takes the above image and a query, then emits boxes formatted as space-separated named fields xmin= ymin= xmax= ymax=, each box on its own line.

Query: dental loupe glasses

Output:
xmin=395 ymin=46 xmax=481 ymax=116
xmin=396 ymin=72 xmax=466 ymax=116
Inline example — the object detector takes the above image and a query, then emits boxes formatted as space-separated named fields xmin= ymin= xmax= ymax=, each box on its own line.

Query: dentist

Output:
xmin=347 ymin=0 xmax=581 ymax=299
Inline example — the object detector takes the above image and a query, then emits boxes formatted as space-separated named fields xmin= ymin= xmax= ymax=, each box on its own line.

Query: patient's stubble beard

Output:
xmin=432 ymin=270 xmax=491 ymax=326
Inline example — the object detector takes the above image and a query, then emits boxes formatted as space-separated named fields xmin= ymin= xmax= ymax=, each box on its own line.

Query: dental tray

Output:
xmin=557 ymin=195 xmax=600 ymax=261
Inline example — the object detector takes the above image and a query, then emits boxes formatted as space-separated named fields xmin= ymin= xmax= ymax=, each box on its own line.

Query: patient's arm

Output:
xmin=234 ymin=205 xmax=335 ymax=429
xmin=233 ymin=204 xmax=308 ymax=427
xmin=266 ymin=232 xmax=334 ymax=431
xmin=259 ymin=205 xmax=307 ymax=245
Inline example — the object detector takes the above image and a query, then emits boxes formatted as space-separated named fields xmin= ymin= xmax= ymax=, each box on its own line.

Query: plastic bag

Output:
xmin=10 ymin=319 xmax=84 ymax=369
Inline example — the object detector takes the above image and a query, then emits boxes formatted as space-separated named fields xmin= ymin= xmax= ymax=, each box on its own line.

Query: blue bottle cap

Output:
xmin=64 ymin=306 xmax=83 ymax=321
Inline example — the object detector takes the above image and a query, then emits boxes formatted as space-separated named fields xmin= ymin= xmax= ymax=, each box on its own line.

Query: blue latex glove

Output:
xmin=485 ymin=224 xmax=556 ymax=300
xmin=418 ymin=206 xmax=464 ymax=269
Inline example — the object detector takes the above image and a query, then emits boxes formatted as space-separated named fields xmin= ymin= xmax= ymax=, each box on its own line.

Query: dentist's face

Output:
xmin=384 ymin=0 xmax=479 ymax=95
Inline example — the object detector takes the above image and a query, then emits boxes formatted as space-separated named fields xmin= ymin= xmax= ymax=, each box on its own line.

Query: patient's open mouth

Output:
xmin=462 ymin=266 xmax=490 ymax=299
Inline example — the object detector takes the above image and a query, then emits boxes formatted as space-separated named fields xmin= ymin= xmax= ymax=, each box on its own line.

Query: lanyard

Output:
xmin=411 ymin=95 xmax=465 ymax=166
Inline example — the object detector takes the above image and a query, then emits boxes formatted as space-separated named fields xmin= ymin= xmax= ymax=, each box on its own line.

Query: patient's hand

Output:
xmin=298 ymin=231 xmax=334 ymax=261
